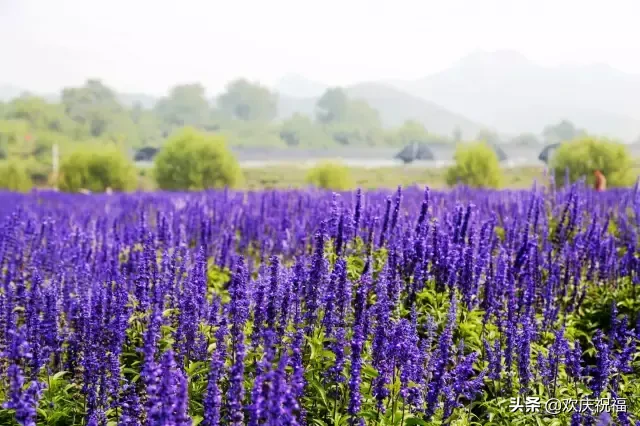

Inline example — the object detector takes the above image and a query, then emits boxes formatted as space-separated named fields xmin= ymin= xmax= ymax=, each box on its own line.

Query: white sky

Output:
xmin=1 ymin=0 xmax=640 ymax=95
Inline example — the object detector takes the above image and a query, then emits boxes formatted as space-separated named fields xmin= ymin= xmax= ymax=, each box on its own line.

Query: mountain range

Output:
xmin=276 ymin=51 xmax=640 ymax=141
xmin=3 ymin=50 xmax=640 ymax=141
xmin=276 ymin=82 xmax=484 ymax=138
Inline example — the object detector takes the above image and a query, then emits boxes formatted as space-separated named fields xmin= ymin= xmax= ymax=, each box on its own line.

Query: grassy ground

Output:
xmin=240 ymin=165 xmax=548 ymax=190
xmin=137 ymin=164 xmax=640 ymax=191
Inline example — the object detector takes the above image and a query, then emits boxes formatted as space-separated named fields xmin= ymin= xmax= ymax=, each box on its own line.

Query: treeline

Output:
xmin=0 ymin=78 xmax=593 ymax=156
xmin=0 ymin=78 xmax=471 ymax=184
xmin=0 ymin=77 xmax=607 ymax=188
xmin=0 ymin=79 xmax=455 ymax=154
xmin=1 ymin=125 xmax=634 ymax=194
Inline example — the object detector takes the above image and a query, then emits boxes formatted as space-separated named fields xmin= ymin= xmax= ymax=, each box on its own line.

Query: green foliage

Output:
xmin=387 ymin=120 xmax=452 ymax=146
xmin=154 ymin=127 xmax=242 ymax=190
xmin=221 ymin=120 xmax=285 ymax=148
xmin=217 ymin=79 xmax=278 ymax=122
xmin=391 ymin=120 xmax=431 ymax=145
xmin=6 ymin=96 xmax=78 ymax=135
xmin=58 ymin=146 xmax=137 ymax=192
xmin=305 ymin=161 xmax=355 ymax=190
xmin=445 ymin=141 xmax=503 ymax=188
xmin=61 ymin=79 xmax=140 ymax=143
xmin=551 ymin=136 xmax=635 ymax=187
xmin=280 ymin=114 xmax=334 ymax=147
xmin=475 ymin=129 xmax=502 ymax=145
xmin=316 ymin=88 xmax=349 ymax=124
xmin=0 ymin=159 xmax=33 ymax=192
xmin=543 ymin=120 xmax=586 ymax=144
xmin=154 ymin=83 xmax=211 ymax=130
xmin=509 ymin=132 xmax=540 ymax=146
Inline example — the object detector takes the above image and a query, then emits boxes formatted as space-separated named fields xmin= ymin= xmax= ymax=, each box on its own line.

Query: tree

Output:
xmin=476 ymin=129 xmax=502 ymax=145
xmin=6 ymin=96 xmax=77 ymax=134
xmin=279 ymin=114 xmax=333 ymax=147
xmin=345 ymin=100 xmax=382 ymax=128
xmin=316 ymin=88 xmax=349 ymax=124
xmin=542 ymin=120 xmax=586 ymax=144
xmin=58 ymin=145 xmax=137 ymax=192
xmin=154 ymin=84 xmax=211 ymax=129
xmin=0 ymin=160 xmax=32 ymax=192
xmin=393 ymin=120 xmax=431 ymax=145
xmin=129 ymin=104 xmax=164 ymax=148
xmin=0 ymin=119 xmax=31 ymax=156
xmin=305 ymin=161 xmax=354 ymax=190
xmin=154 ymin=127 xmax=242 ymax=190
xmin=452 ymin=126 xmax=463 ymax=143
xmin=217 ymin=79 xmax=278 ymax=122
xmin=61 ymin=79 xmax=139 ymax=143
xmin=445 ymin=142 xmax=503 ymax=188
xmin=550 ymin=136 xmax=634 ymax=187
xmin=510 ymin=133 xmax=540 ymax=145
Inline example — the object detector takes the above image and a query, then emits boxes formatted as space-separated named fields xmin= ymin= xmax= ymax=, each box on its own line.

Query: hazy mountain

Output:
xmin=277 ymin=81 xmax=484 ymax=137
xmin=344 ymin=83 xmax=483 ymax=137
xmin=390 ymin=50 xmax=640 ymax=141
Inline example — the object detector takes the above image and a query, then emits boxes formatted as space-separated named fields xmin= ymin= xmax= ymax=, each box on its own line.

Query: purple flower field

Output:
xmin=0 ymin=183 xmax=639 ymax=425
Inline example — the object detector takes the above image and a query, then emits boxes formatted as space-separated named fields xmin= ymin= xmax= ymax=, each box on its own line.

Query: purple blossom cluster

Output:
xmin=0 ymin=182 xmax=639 ymax=425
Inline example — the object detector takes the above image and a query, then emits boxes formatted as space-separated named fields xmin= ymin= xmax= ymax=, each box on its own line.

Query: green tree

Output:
xmin=154 ymin=127 xmax=242 ymax=190
xmin=551 ymin=136 xmax=634 ymax=187
xmin=130 ymin=103 xmax=165 ymax=147
xmin=58 ymin=146 xmax=137 ymax=192
xmin=543 ymin=120 xmax=586 ymax=144
xmin=510 ymin=132 xmax=540 ymax=145
xmin=6 ymin=95 xmax=77 ymax=134
xmin=345 ymin=100 xmax=382 ymax=128
xmin=316 ymin=88 xmax=349 ymax=124
xmin=305 ymin=161 xmax=355 ymax=190
xmin=61 ymin=79 xmax=139 ymax=143
xmin=392 ymin=120 xmax=431 ymax=145
xmin=279 ymin=114 xmax=333 ymax=147
xmin=452 ymin=126 xmax=463 ymax=143
xmin=154 ymin=84 xmax=211 ymax=129
xmin=221 ymin=120 xmax=284 ymax=148
xmin=445 ymin=142 xmax=503 ymax=188
xmin=476 ymin=129 xmax=502 ymax=145
xmin=0 ymin=159 xmax=32 ymax=192
xmin=0 ymin=119 xmax=31 ymax=156
xmin=217 ymin=79 xmax=278 ymax=122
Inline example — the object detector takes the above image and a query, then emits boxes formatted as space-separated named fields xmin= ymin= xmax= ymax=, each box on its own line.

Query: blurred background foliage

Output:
xmin=0 ymin=78 xmax=637 ymax=192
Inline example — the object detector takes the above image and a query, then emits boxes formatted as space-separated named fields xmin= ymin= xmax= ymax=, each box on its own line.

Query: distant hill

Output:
xmin=277 ymin=80 xmax=485 ymax=138
xmin=344 ymin=83 xmax=483 ymax=137
xmin=389 ymin=50 xmax=640 ymax=141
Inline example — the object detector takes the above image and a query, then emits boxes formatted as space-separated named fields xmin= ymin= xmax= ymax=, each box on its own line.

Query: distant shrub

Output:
xmin=154 ymin=127 xmax=242 ymax=190
xmin=59 ymin=146 xmax=137 ymax=193
xmin=0 ymin=159 xmax=32 ymax=192
xmin=551 ymin=137 xmax=635 ymax=187
xmin=305 ymin=161 xmax=355 ymax=190
xmin=445 ymin=141 xmax=503 ymax=188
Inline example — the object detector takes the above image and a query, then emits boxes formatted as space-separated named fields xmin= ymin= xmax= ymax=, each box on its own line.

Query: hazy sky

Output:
xmin=2 ymin=0 xmax=640 ymax=95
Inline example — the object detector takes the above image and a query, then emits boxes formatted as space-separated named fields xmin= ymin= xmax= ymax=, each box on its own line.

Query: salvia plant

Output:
xmin=0 ymin=182 xmax=639 ymax=425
